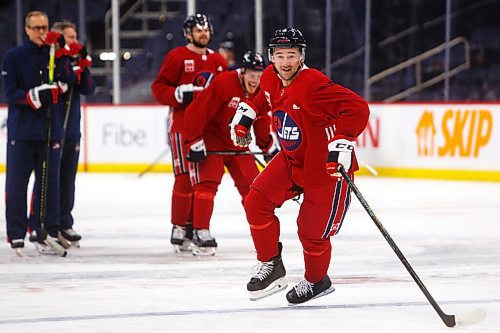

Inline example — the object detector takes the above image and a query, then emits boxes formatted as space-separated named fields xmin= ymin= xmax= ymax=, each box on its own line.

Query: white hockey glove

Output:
xmin=57 ymin=81 xmax=69 ymax=94
xmin=26 ymin=83 xmax=59 ymax=110
xmin=230 ymin=101 xmax=257 ymax=147
xmin=174 ymin=83 xmax=202 ymax=105
xmin=326 ymin=136 xmax=355 ymax=177
xmin=186 ymin=138 xmax=207 ymax=162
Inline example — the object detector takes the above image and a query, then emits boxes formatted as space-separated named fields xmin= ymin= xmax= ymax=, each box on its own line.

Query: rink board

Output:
xmin=0 ymin=103 xmax=499 ymax=181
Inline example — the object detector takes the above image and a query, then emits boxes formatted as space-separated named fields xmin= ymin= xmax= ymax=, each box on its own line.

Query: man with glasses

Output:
xmin=1 ymin=11 xmax=76 ymax=256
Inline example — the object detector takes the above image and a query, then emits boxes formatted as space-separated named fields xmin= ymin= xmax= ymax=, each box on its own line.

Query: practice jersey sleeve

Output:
xmin=249 ymin=88 xmax=274 ymax=150
xmin=151 ymin=52 xmax=182 ymax=107
xmin=303 ymin=71 xmax=369 ymax=141
xmin=183 ymin=75 xmax=224 ymax=144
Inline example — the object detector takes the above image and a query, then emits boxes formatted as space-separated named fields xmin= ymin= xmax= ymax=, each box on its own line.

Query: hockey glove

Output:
xmin=57 ymin=81 xmax=69 ymax=94
xmin=26 ymin=83 xmax=59 ymax=110
xmin=326 ymin=136 xmax=355 ymax=177
xmin=230 ymin=101 xmax=257 ymax=147
xmin=186 ymin=138 xmax=207 ymax=162
xmin=262 ymin=134 xmax=281 ymax=163
xmin=174 ymin=84 xmax=202 ymax=105
xmin=44 ymin=32 xmax=71 ymax=59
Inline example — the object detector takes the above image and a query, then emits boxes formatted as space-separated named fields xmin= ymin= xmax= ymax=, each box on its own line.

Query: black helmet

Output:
xmin=268 ymin=28 xmax=306 ymax=50
xmin=241 ymin=51 xmax=266 ymax=71
xmin=183 ymin=14 xmax=213 ymax=38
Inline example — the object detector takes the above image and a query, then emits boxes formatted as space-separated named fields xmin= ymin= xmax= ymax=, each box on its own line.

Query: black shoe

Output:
xmin=286 ymin=275 xmax=335 ymax=304
xmin=247 ymin=242 xmax=287 ymax=300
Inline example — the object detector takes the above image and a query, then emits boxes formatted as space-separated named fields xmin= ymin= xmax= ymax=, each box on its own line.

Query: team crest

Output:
xmin=184 ymin=59 xmax=195 ymax=72
xmin=273 ymin=109 xmax=302 ymax=151
xmin=228 ymin=97 xmax=241 ymax=109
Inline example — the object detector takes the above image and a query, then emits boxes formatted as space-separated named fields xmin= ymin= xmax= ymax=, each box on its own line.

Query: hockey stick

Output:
xmin=138 ymin=146 xmax=170 ymax=177
xmin=39 ymin=43 xmax=67 ymax=257
xmin=338 ymin=166 xmax=486 ymax=327
xmin=207 ymin=150 xmax=271 ymax=156
xmin=60 ymin=87 xmax=74 ymax=155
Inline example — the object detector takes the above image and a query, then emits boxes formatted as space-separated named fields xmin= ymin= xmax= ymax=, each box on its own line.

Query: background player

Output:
xmin=183 ymin=51 xmax=278 ymax=255
xmin=230 ymin=28 xmax=370 ymax=303
xmin=151 ymin=14 xmax=227 ymax=252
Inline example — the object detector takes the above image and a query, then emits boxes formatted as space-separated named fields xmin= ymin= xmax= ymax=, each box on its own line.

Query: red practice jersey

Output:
xmin=151 ymin=46 xmax=227 ymax=132
xmin=251 ymin=65 xmax=370 ymax=188
xmin=184 ymin=69 xmax=272 ymax=152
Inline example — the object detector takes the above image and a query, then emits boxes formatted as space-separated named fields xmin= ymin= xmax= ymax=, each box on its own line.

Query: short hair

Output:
xmin=51 ymin=21 xmax=77 ymax=33
xmin=25 ymin=11 xmax=48 ymax=27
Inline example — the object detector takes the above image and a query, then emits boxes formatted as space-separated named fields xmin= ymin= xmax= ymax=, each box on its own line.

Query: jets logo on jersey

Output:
xmin=228 ymin=97 xmax=241 ymax=109
xmin=184 ymin=59 xmax=195 ymax=72
xmin=273 ymin=109 xmax=302 ymax=151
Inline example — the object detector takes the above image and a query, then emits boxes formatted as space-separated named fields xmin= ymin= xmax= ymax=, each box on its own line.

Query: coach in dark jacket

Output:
xmin=1 ymin=11 xmax=75 ymax=251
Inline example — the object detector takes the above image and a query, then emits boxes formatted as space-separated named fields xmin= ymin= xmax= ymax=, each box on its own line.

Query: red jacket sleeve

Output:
xmin=183 ymin=75 xmax=224 ymax=144
xmin=151 ymin=52 xmax=182 ymax=107
xmin=303 ymin=72 xmax=369 ymax=141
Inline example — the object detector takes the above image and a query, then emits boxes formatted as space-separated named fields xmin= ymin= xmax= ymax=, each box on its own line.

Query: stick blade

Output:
xmin=454 ymin=308 xmax=486 ymax=327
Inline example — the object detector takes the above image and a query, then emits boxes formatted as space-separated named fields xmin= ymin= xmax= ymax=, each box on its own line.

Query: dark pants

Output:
xmin=59 ymin=139 xmax=80 ymax=229
xmin=5 ymin=140 xmax=61 ymax=241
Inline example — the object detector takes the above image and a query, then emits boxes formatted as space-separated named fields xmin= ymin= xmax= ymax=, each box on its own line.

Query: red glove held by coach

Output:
xmin=326 ymin=136 xmax=355 ymax=177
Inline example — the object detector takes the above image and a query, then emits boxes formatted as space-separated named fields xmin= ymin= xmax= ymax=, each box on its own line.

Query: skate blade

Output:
xmin=71 ymin=241 xmax=81 ymax=248
xmin=249 ymin=277 xmax=288 ymax=301
xmin=14 ymin=248 xmax=23 ymax=257
xmin=44 ymin=238 xmax=68 ymax=257
xmin=35 ymin=243 xmax=57 ymax=255
xmin=58 ymin=235 xmax=71 ymax=249
xmin=287 ymin=285 xmax=336 ymax=306
xmin=173 ymin=240 xmax=193 ymax=253
xmin=191 ymin=245 xmax=216 ymax=256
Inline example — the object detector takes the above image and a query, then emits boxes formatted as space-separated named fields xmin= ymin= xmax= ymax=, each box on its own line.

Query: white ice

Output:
xmin=0 ymin=172 xmax=499 ymax=333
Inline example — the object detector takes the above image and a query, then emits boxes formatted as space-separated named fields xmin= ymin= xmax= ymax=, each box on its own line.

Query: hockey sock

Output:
xmin=299 ymin=233 xmax=332 ymax=283
xmin=244 ymin=188 xmax=281 ymax=262
xmin=171 ymin=173 xmax=193 ymax=226
xmin=193 ymin=181 xmax=218 ymax=230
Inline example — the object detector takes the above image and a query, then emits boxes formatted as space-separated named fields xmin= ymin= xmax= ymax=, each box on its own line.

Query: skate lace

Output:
xmin=196 ymin=229 xmax=212 ymax=241
xmin=172 ymin=226 xmax=186 ymax=239
xmin=294 ymin=280 xmax=314 ymax=297
xmin=252 ymin=261 xmax=274 ymax=281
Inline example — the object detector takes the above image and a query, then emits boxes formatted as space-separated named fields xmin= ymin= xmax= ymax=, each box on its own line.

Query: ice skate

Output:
xmin=11 ymin=239 xmax=24 ymax=257
xmin=29 ymin=230 xmax=37 ymax=243
xmin=44 ymin=235 xmax=68 ymax=257
xmin=191 ymin=229 xmax=217 ymax=256
xmin=247 ymin=242 xmax=287 ymax=300
xmin=286 ymin=275 xmax=335 ymax=305
xmin=60 ymin=228 xmax=81 ymax=248
xmin=171 ymin=225 xmax=193 ymax=252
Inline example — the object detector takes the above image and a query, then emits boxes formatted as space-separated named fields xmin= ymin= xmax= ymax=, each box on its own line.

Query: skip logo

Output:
xmin=416 ymin=109 xmax=493 ymax=157
xmin=273 ymin=109 xmax=301 ymax=151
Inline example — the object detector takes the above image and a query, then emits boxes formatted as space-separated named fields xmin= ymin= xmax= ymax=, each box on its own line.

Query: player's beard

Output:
xmin=192 ymin=36 xmax=209 ymax=48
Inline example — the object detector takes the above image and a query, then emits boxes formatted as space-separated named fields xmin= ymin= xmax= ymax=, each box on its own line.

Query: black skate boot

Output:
xmin=171 ymin=225 xmax=192 ymax=252
xmin=60 ymin=228 xmax=81 ymax=248
xmin=247 ymin=242 xmax=287 ymax=300
xmin=286 ymin=275 xmax=335 ymax=305
xmin=11 ymin=239 xmax=24 ymax=257
xmin=192 ymin=229 xmax=217 ymax=256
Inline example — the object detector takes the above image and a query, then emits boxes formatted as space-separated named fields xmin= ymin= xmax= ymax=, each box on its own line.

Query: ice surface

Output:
xmin=0 ymin=173 xmax=499 ymax=332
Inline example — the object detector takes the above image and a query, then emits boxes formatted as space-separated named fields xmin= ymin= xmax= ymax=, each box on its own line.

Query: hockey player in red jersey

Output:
xmin=151 ymin=14 xmax=227 ymax=252
xmin=183 ymin=51 xmax=278 ymax=255
xmin=230 ymin=28 xmax=370 ymax=303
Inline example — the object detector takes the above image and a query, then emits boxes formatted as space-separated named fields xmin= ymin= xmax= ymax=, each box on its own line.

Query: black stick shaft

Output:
xmin=138 ymin=147 xmax=170 ymax=177
xmin=207 ymin=151 xmax=270 ymax=156
xmin=339 ymin=167 xmax=456 ymax=327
